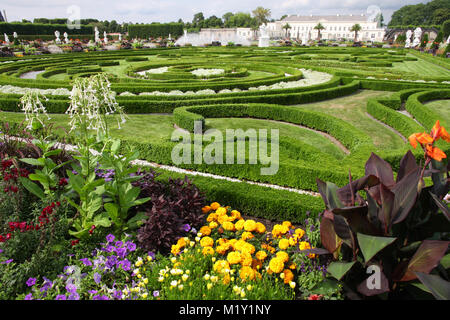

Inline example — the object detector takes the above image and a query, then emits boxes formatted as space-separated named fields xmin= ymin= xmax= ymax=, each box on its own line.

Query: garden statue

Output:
xmin=55 ymin=30 xmax=61 ymax=44
xmin=258 ymin=24 xmax=270 ymax=47
xmin=63 ymin=32 xmax=69 ymax=44
xmin=412 ymin=27 xmax=422 ymax=47
xmin=104 ymin=31 xmax=108 ymax=44
xmin=447 ymin=35 xmax=450 ymax=44
xmin=405 ymin=30 xmax=412 ymax=48
xmin=119 ymin=33 xmax=122 ymax=42
xmin=95 ymin=27 xmax=100 ymax=43
xmin=4 ymin=33 xmax=9 ymax=45
xmin=13 ymin=32 xmax=17 ymax=39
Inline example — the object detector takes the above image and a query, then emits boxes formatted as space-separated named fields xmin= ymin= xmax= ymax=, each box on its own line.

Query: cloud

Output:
xmin=0 ymin=0 xmax=432 ymax=24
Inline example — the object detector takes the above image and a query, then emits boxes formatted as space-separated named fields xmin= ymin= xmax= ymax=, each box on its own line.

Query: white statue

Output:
xmin=405 ymin=30 xmax=412 ymax=48
xmin=446 ymin=35 xmax=450 ymax=44
xmin=168 ymin=33 xmax=172 ymax=41
xmin=63 ymin=32 xmax=69 ymax=44
xmin=4 ymin=33 xmax=9 ymax=45
xmin=95 ymin=27 xmax=100 ymax=43
xmin=104 ymin=31 xmax=108 ymax=44
xmin=118 ymin=33 xmax=122 ymax=42
xmin=258 ymin=24 xmax=270 ymax=47
xmin=55 ymin=30 xmax=61 ymax=44
xmin=13 ymin=32 xmax=17 ymax=39
xmin=412 ymin=27 xmax=422 ymax=47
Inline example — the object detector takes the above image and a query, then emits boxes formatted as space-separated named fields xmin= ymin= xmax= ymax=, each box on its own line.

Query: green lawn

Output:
xmin=425 ymin=99 xmax=450 ymax=124
xmin=292 ymin=90 xmax=407 ymax=150
xmin=392 ymin=55 xmax=450 ymax=78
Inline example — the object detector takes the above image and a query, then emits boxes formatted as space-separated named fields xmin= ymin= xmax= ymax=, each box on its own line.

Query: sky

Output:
xmin=0 ymin=0 xmax=432 ymax=24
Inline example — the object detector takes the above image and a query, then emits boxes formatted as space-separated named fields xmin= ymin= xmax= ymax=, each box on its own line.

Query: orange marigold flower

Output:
xmin=202 ymin=246 xmax=215 ymax=255
xmin=255 ymin=222 xmax=266 ymax=234
xmin=210 ymin=202 xmax=221 ymax=210
xmin=283 ymin=269 xmax=294 ymax=284
xmin=199 ymin=226 xmax=212 ymax=236
xmin=222 ymin=221 xmax=235 ymax=232
xmin=202 ymin=206 xmax=212 ymax=214
xmin=239 ymin=266 xmax=256 ymax=281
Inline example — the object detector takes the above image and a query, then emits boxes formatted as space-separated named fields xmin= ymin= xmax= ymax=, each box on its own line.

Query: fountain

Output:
xmin=258 ymin=24 xmax=270 ymax=47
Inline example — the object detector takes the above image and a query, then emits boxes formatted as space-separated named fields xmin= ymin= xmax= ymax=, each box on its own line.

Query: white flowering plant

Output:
xmin=20 ymin=90 xmax=50 ymax=130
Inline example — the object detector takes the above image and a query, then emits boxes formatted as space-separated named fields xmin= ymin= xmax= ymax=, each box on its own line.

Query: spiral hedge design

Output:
xmin=0 ymin=46 xmax=449 ymax=222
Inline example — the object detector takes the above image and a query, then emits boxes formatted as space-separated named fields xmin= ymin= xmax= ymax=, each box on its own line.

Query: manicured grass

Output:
xmin=392 ymin=55 xmax=450 ymax=78
xmin=292 ymin=90 xmax=406 ymax=150
xmin=424 ymin=99 xmax=450 ymax=124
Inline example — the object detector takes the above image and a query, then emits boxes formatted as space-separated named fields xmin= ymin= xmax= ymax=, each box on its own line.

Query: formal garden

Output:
xmin=0 ymin=44 xmax=449 ymax=301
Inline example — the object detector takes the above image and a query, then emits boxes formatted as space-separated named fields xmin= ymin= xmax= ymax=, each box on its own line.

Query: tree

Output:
xmin=433 ymin=8 xmax=450 ymax=25
xmin=314 ymin=23 xmax=325 ymax=40
xmin=282 ymin=23 xmax=291 ymax=38
xmin=204 ymin=15 xmax=224 ymax=28
xmin=280 ymin=14 xmax=288 ymax=21
xmin=389 ymin=0 xmax=450 ymax=27
xmin=192 ymin=12 xmax=205 ymax=29
xmin=350 ymin=24 xmax=362 ymax=42
xmin=442 ymin=19 xmax=450 ymax=37
xmin=252 ymin=7 xmax=271 ymax=26
xmin=222 ymin=12 xmax=234 ymax=25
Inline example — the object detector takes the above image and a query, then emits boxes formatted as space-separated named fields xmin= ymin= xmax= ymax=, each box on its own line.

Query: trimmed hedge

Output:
xmin=128 ymin=23 xmax=184 ymax=39
xmin=0 ymin=22 xmax=93 ymax=35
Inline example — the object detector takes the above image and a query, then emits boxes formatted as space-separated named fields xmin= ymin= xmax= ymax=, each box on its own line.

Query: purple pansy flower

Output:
xmin=26 ymin=277 xmax=37 ymax=287
xmin=55 ymin=294 xmax=67 ymax=300
xmin=94 ymin=272 xmax=102 ymax=284
xmin=106 ymin=234 xmax=115 ymax=243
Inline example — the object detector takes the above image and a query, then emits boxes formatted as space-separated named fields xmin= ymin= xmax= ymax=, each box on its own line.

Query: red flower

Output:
xmin=71 ymin=240 xmax=79 ymax=246
xmin=0 ymin=235 xmax=4 ymax=242
xmin=59 ymin=178 xmax=68 ymax=186
xmin=308 ymin=294 xmax=323 ymax=300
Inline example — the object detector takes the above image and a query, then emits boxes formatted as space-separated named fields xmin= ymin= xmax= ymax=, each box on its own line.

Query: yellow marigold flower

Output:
xmin=283 ymin=269 xmax=294 ymax=284
xmin=239 ymin=266 xmax=256 ymax=281
xmin=215 ymin=245 xmax=228 ymax=255
xmin=280 ymin=224 xmax=289 ymax=234
xmin=202 ymin=206 xmax=212 ymax=214
xmin=240 ymin=252 xmax=253 ymax=267
xmin=243 ymin=220 xmax=257 ymax=232
xmin=255 ymin=222 xmax=266 ymax=234
xmin=276 ymin=251 xmax=289 ymax=263
xmin=171 ymin=244 xmax=181 ymax=255
xmin=213 ymin=260 xmax=230 ymax=273
xmin=217 ymin=214 xmax=231 ymax=225
xmin=242 ymin=243 xmax=255 ymax=255
xmin=241 ymin=231 xmax=254 ymax=241
xmin=231 ymin=210 xmax=241 ymax=220
xmin=295 ymin=228 xmax=305 ymax=239
xmin=199 ymin=226 xmax=211 ymax=236
xmin=209 ymin=221 xmax=219 ymax=229
xmin=216 ymin=207 xmax=227 ymax=216
xmin=207 ymin=213 xmax=218 ymax=222
xmin=210 ymin=202 xmax=220 ymax=210
xmin=279 ymin=238 xmax=290 ymax=250
xmin=235 ymin=219 xmax=245 ymax=231
xmin=269 ymin=257 xmax=284 ymax=273
xmin=227 ymin=251 xmax=242 ymax=265
xmin=289 ymin=237 xmax=297 ymax=246
xmin=289 ymin=262 xmax=297 ymax=270
xmin=255 ymin=250 xmax=268 ymax=261
xmin=202 ymin=246 xmax=215 ymax=256
xmin=222 ymin=221 xmax=235 ymax=231
xmin=228 ymin=239 xmax=238 ymax=248
xmin=200 ymin=236 xmax=214 ymax=247
xmin=299 ymin=241 xmax=311 ymax=251
xmin=222 ymin=273 xmax=231 ymax=285
xmin=282 ymin=221 xmax=292 ymax=229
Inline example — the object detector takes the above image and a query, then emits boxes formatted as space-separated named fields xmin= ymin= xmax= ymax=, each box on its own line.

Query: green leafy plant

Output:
xmin=19 ymin=139 xmax=71 ymax=200
xmin=317 ymin=122 xmax=450 ymax=299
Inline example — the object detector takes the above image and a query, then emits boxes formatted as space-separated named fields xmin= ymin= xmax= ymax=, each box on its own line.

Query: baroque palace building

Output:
xmin=266 ymin=14 xmax=386 ymax=42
